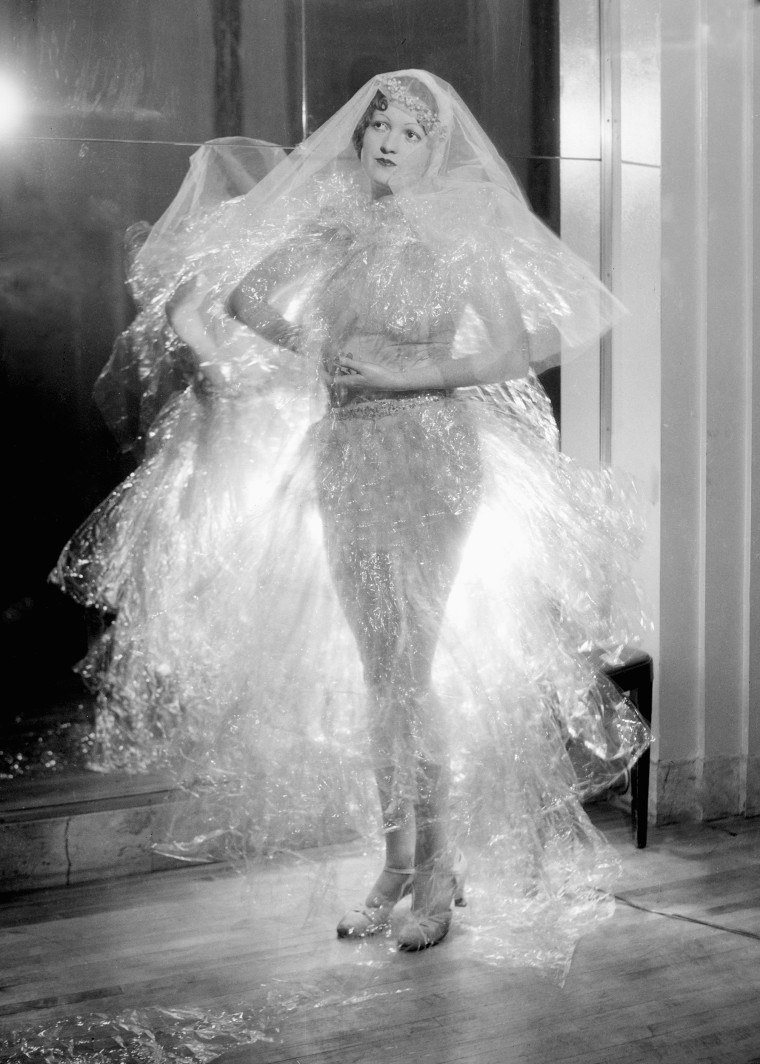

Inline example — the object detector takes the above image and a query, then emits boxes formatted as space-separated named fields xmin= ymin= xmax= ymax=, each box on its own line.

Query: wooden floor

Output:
xmin=0 ymin=804 xmax=759 ymax=1064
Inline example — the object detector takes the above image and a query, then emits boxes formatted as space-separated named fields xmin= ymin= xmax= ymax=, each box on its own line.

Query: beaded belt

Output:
xmin=329 ymin=390 xmax=452 ymax=420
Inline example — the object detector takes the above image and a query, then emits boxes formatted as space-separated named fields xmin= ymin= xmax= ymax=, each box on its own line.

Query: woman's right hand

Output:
xmin=166 ymin=277 xmax=232 ymax=399
xmin=167 ymin=276 xmax=230 ymax=392
xmin=193 ymin=360 xmax=229 ymax=398
xmin=166 ymin=276 xmax=202 ymax=331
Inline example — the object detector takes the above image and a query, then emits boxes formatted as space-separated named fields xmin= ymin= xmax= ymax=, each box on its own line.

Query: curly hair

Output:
xmin=351 ymin=77 xmax=440 ymax=157
xmin=352 ymin=90 xmax=389 ymax=157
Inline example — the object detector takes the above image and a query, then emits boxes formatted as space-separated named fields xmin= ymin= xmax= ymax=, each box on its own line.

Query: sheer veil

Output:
xmin=135 ymin=70 xmax=622 ymax=370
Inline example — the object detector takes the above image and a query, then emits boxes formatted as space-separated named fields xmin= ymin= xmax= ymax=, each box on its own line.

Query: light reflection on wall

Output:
xmin=0 ymin=72 xmax=25 ymax=137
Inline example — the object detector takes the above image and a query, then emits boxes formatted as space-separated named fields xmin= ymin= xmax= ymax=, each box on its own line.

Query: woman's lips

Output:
xmin=376 ymin=157 xmax=396 ymax=166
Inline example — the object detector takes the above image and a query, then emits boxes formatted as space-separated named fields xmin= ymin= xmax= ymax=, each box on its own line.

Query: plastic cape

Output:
xmin=92 ymin=138 xmax=286 ymax=457
xmin=51 ymin=71 xmax=650 ymax=978
xmin=129 ymin=70 xmax=623 ymax=377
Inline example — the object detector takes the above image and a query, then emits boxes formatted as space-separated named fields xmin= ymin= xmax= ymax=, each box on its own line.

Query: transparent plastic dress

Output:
xmin=92 ymin=137 xmax=286 ymax=458
xmin=52 ymin=71 xmax=650 ymax=978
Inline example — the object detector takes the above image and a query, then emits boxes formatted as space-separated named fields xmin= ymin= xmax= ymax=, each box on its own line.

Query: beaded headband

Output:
xmin=376 ymin=76 xmax=447 ymax=137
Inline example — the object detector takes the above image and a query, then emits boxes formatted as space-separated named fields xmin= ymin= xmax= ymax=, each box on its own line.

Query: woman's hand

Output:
xmin=329 ymin=335 xmax=452 ymax=395
xmin=333 ymin=353 xmax=405 ymax=392
xmin=166 ymin=276 xmax=203 ymax=333
xmin=193 ymin=360 xmax=229 ymax=399
xmin=166 ymin=277 xmax=235 ymax=400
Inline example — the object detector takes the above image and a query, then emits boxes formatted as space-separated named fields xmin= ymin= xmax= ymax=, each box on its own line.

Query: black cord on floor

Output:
xmin=615 ymin=894 xmax=760 ymax=942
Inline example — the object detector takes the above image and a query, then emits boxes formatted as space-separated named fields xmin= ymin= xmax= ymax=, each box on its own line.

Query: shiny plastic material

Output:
xmin=92 ymin=138 xmax=286 ymax=458
xmin=51 ymin=70 xmax=650 ymax=977
xmin=0 ymin=1005 xmax=277 ymax=1062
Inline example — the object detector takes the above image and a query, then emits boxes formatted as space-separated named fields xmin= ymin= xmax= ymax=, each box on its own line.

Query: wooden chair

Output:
xmin=602 ymin=649 xmax=653 ymax=848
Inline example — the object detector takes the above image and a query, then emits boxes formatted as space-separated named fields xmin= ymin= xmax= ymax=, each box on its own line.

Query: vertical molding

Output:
xmin=702 ymin=0 xmax=752 ymax=779
xmin=694 ymin=0 xmax=708 ymax=764
xmin=558 ymin=0 xmax=603 ymax=467
xmin=655 ymin=0 xmax=708 ymax=819
xmin=300 ymin=0 xmax=309 ymax=140
xmin=603 ymin=0 xmax=755 ymax=822
xmin=211 ymin=0 xmax=243 ymax=137
xmin=529 ymin=0 xmax=561 ymax=232
xmin=599 ymin=0 xmax=621 ymax=465
xmin=749 ymin=0 xmax=760 ymax=816
xmin=612 ymin=0 xmax=663 ymax=821
xmin=657 ymin=0 xmax=755 ymax=820
xmin=739 ymin=1 xmax=755 ymax=805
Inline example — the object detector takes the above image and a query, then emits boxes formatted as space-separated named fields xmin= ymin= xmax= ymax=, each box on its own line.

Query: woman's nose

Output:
xmin=380 ymin=131 xmax=397 ymax=153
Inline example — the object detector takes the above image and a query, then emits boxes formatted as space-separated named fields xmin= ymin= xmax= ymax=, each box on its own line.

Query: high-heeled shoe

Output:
xmin=336 ymin=866 xmax=415 ymax=938
xmin=396 ymin=850 xmax=467 ymax=952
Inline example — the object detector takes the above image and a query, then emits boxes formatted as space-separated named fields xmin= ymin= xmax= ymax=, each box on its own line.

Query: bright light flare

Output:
xmin=446 ymin=501 xmax=533 ymax=658
xmin=0 ymin=73 xmax=26 ymax=137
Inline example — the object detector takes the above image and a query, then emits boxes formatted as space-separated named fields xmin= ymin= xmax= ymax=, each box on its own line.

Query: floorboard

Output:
xmin=0 ymin=804 xmax=758 ymax=1064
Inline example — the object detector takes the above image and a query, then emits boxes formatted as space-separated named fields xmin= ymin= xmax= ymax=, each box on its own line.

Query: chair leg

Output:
xmin=603 ymin=654 xmax=653 ymax=848
xmin=634 ymin=745 xmax=651 ymax=848
xmin=633 ymin=660 xmax=653 ymax=849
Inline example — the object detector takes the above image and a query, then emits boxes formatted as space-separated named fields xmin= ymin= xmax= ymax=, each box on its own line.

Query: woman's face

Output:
xmin=360 ymin=103 xmax=431 ymax=198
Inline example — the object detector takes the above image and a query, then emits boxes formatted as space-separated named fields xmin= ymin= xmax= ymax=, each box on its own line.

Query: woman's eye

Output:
xmin=405 ymin=130 xmax=421 ymax=142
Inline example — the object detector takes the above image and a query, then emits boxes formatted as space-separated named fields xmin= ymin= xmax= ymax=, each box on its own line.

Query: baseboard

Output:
xmin=0 ymin=771 xmax=195 ymax=893
xmin=652 ymin=754 xmax=755 ymax=824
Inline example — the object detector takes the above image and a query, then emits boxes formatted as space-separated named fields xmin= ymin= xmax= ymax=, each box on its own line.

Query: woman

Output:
xmin=54 ymin=72 xmax=649 ymax=970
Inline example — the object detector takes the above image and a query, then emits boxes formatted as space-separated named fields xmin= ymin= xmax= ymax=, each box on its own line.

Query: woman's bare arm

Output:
xmin=335 ymin=297 xmax=529 ymax=393
xmin=166 ymin=238 xmax=312 ymax=390
xmin=227 ymin=243 xmax=306 ymax=353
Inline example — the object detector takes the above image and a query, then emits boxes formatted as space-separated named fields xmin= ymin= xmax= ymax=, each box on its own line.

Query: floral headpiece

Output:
xmin=377 ymin=76 xmax=447 ymax=137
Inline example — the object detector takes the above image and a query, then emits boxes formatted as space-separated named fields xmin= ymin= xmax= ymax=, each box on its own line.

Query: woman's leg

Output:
xmin=329 ymin=518 xmax=466 ymax=898
xmin=368 ymin=763 xmax=416 ymax=891
xmin=331 ymin=550 xmax=418 ymax=912
xmin=414 ymin=757 xmax=450 ymax=870
xmin=317 ymin=402 xmax=482 ymax=941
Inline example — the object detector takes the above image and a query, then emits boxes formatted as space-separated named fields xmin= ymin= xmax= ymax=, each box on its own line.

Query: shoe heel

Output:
xmin=453 ymin=850 xmax=467 ymax=908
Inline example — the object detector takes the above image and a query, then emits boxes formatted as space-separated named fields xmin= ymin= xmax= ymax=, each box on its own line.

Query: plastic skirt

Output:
xmin=52 ymin=373 xmax=650 ymax=976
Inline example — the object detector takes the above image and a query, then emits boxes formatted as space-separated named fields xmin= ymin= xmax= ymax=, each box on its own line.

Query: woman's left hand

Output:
xmin=333 ymin=353 xmax=405 ymax=392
